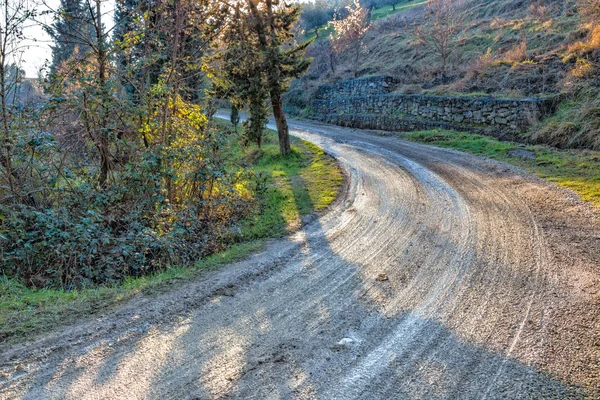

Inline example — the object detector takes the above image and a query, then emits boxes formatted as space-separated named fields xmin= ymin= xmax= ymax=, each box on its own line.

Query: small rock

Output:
xmin=507 ymin=149 xmax=536 ymax=160
xmin=376 ymin=273 xmax=389 ymax=282
xmin=337 ymin=338 xmax=354 ymax=347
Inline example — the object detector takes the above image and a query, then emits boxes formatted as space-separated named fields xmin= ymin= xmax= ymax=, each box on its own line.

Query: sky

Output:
xmin=20 ymin=0 xmax=114 ymax=77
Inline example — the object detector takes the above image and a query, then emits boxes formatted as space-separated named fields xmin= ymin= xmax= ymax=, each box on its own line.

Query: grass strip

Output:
xmin=402 ymin=129 xmax=600 ymax=206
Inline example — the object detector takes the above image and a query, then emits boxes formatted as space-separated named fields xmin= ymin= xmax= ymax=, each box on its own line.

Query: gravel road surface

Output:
xmin=1 ymin=116 xmax=599 ymax=399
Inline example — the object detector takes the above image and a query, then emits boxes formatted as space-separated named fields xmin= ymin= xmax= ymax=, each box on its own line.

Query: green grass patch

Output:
xmin=240 ymin=129 xmax=343 ymax=239
xmin=0 ymin=241 xmax=262 ymax=342
xmin=370 ymin=0 xmax=428 ymax=21
xmin=402 ymin=129 xmax=600 ymax=206
xmin=0 ymin=126 xmax=343 ymax=344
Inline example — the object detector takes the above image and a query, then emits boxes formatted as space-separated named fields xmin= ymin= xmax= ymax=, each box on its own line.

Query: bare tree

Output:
xmin=412 ymin=0 xmax=466 ymax=76
xmin=0 ymin=0 xmax=35 ymax=200
xmin=329 ymin=0 xmax=371 ymax=76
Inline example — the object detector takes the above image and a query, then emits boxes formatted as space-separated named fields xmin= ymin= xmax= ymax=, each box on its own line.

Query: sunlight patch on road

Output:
xmin=54 ymin=323 xmax=190 ymax=399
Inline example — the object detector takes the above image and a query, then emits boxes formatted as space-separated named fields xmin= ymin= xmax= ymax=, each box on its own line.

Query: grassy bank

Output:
xmin=402 ymin=129 xmax=600 ymax=206
xmin=0 ymin=127 xmax=343 ymax=344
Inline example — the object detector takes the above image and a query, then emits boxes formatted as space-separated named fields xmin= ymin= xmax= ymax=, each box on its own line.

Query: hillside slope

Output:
xmin=292 ymin=0 xmax=600 ymax=149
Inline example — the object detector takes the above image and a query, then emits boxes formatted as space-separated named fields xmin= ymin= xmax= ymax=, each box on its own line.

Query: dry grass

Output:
xmin=567 ymin=24 xmax=600 ymax=55
xmin=528 ymin=1 xmax=548 ymax=21
xmin=570 ymin=58 xmax=595 ymax=78
xmin=501 ymin=30 xmax=528 ymax=63
xmin=453 ymin=47 xmax=496 ymax=90
xmin=530 ymin=89 xmax=600 ymax=150
xmin=296 ymin=0 xmax=600 ymax=152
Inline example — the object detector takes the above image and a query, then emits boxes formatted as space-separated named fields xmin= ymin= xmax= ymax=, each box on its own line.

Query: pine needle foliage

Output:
xmin=212 ymin=0 xmax=312 ymax=155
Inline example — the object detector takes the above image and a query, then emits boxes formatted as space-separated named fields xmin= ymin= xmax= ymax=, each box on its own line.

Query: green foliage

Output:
xmin=230 ymin=105 xmax=240 ymax=130
xmin=212 ymin=0 xmax=312 ymax=155
xmin=303 ymin=0 xmax=423 ymax=41
xmin=0 ymin=115 xmax=252 ymax=288
xmin=240 ymin=131 xmax=343 ymax=239
xmin=47 ymin=0 xmax=94 ymax=72
xmin=301 ymin=1 xmax=332 ymax=38
xmin=0 ymin=240 xmax=264 ymax=342
xmin=241 ymin=98 xmax=268 ymax=148
xmin=0 ymin=0 xmax=265 ymax=290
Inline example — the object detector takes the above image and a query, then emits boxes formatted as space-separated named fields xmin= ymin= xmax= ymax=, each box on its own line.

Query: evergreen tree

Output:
xmin=215 ymin=0 xmax=311 ymax=156
xmin=113 ymin=0 xmax=139 ymax=43
xmin=114 ymin=0 xmax=206 ymax=103
xmin=230 ymin=104 xmax=240 ymax=132
xmin=49 ymin=0 xmax=93 ymax=72
xmin=300 ymin=1 xmax=329 ymax=38
xmin=113 ymin=0 xmax=141 ymax=97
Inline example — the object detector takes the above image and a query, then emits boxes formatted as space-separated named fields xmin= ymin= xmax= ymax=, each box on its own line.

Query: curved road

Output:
xmin=1 ymin=117 xmax=599 ymax=399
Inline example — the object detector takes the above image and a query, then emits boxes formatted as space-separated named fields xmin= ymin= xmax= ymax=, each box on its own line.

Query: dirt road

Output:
xmin=1 ymin=117 xmax=599 ymax=399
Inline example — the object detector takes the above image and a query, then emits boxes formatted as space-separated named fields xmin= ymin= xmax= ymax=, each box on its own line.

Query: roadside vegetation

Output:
xmin=2 ymin=0 xmax=599 ymax=345
xmin=0 ymin=0 xmax=334 ymax=343
xmin=403 ymin=129 xmax=600 ymax=206
xmin=300 ymin=0 xmax=424 ymax=41
xmin=0 ymin=126 xmax=342 ymax=343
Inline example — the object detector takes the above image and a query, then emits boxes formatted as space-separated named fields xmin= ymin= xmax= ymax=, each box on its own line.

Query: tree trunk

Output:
xmin=441 ymin=51 xmax=447 ymax=76
xmin=329 ymin=52 xmax=335 ymax=73
xmin=270 ymin=91 xmax=290 ymax=156
xmin=246 ymin=0 xmax=291 ymax=156
xmin=354 ymin=45 xmax=360 ymax=77
xmin=95 ymin=0 xmax=110 ymax=188
xmin=0 ymin=23 xmax=16 ymax=196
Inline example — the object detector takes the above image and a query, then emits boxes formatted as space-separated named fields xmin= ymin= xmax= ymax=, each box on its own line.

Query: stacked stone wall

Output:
xmin=311 ymin=76 xmax=556 ymax=134
xmin=315 ymin=76 xmax=400 ymax=99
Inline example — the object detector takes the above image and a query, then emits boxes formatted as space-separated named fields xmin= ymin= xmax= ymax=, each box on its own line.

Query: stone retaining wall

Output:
xmin=315 ymin=76 xmax=400 ymax=99
xmin=311 ymin=76 xmax=556 ymax=133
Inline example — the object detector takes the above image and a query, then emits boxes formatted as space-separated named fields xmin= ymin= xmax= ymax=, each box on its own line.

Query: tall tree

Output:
xmin=300 ymin=1 xmax=329 ymax=38
xmin=48 ymin=0 xmax=93 ymax=72
xmin=115 ymin=0 xmax=207 ymax=104
xmin=113 ymin=0 xmax=140 ymax=96
xmin=0 ymin=0 xmax=35 ymax=202
xmin=216 ymin=0 xmax=311 ymax=156
xmin=380 ymin=0 xmax=400 ymax=11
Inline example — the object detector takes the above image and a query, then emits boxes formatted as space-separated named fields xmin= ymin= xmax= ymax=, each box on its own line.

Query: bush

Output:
xmin=0 ymin=116 xmax=254 ymax=289
xmin=0 ymin=176 xmax=251 ymax=288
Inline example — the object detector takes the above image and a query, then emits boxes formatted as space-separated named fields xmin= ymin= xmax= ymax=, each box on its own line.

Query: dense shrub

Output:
xmin=0 ymin=104 xmax=253 ymax=288
xmin=0 ymin=188 xmax=249 ymax=288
